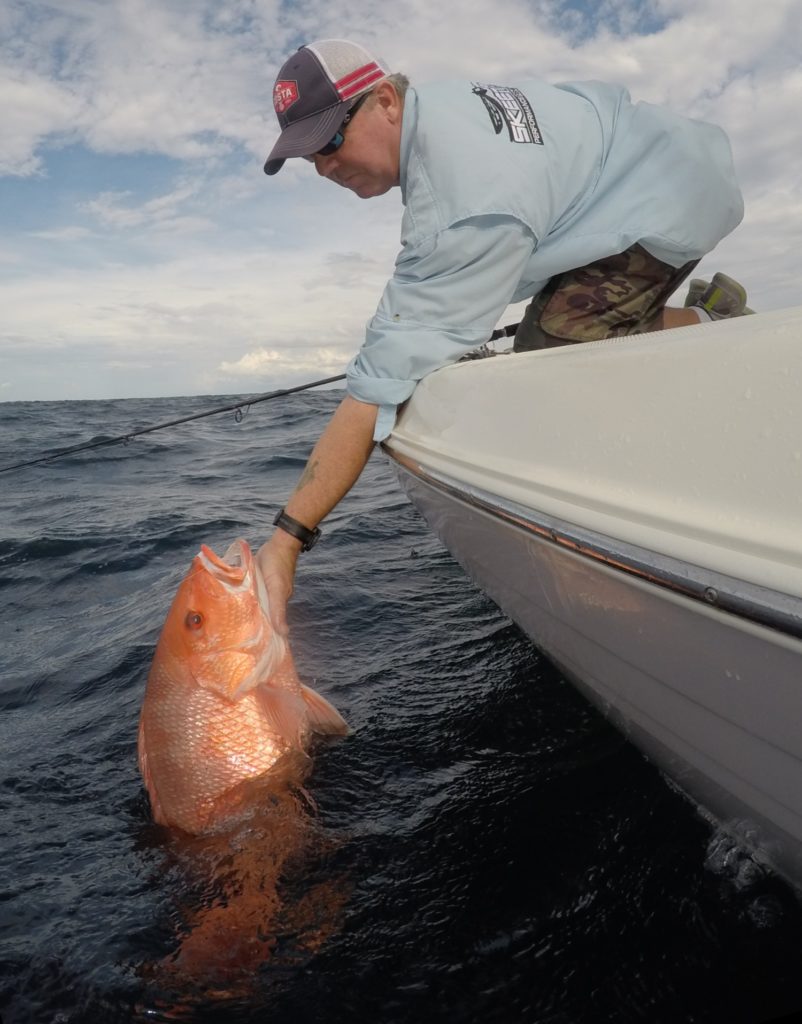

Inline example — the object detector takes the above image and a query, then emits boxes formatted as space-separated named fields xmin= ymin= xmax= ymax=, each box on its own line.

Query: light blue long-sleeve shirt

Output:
xmin=346 ymin=78 xmax=744 ymax=440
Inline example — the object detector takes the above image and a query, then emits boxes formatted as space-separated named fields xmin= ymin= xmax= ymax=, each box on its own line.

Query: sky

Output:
xmin=1 ymin=0 xmax=801 ymax=402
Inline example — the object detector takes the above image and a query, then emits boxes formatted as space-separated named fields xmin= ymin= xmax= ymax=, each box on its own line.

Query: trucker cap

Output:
xmin=264 ymin=39 xmax=391 ymax=176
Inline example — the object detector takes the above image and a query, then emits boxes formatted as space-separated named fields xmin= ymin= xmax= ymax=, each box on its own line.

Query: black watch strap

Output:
xmin=273 ymin=509 xmax=322 ymax=552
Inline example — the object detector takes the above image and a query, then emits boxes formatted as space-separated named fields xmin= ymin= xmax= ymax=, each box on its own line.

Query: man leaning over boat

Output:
xmin=256 ymin=38 xmax=748 ymax=631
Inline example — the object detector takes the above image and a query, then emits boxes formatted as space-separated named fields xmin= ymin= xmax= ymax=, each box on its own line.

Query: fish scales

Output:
xmin=138 ymin=538 xmax=349 ymax=834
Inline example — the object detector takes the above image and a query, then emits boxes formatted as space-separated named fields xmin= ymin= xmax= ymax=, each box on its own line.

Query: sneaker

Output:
xmin=685 ymin=273 xmax=754 ymax=317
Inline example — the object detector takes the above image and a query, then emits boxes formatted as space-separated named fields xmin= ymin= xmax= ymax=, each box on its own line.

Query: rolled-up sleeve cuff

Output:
xmin=373 ymin=404 xmax=398 ymax=442
xmin=345 ymin=353 xmax=418 ymax=442
xmin=345 ymin=309 xmax=493 ymax=441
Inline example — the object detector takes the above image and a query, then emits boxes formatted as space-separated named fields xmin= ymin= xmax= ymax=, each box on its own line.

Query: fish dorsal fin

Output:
xmin=300 ymin=683 xmax=351 ymax=736
xmin=254 ymin=684 xmax=309 ymax=745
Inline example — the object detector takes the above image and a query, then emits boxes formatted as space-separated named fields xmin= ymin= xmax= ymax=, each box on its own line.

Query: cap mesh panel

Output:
xmin=306 ymin=39 xmax=389 ymax=88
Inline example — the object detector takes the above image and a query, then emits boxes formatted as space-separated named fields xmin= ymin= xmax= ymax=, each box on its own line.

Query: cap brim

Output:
xmin=263 ymin=101 xmax=349 ymax=176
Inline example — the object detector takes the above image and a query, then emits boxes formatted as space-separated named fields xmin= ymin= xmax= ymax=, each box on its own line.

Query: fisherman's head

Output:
xmin=264 ymin=39 xmax=408 ymax=199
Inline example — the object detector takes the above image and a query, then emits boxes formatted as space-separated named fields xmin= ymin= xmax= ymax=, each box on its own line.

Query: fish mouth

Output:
xmin=198 ymin=539 xmax=251 ymax=589
xmin=195 ymin=539 xmax=286 ymax=695
xmin=198 ymin=540 xmax=272 ymax=619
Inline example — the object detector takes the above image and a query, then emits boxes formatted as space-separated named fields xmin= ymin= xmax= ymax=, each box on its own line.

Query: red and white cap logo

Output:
xmin=273 ymin=80 xmax=299 ymax=115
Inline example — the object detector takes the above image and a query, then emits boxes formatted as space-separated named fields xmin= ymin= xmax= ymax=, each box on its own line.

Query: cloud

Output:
xmin=0 ymin=67 xmax=81 ymax=175
xmin=82 ymin=183 xmax=214 ymax=232
xmin=3 ymin=0 xmax=800 ymax=177
xmin=1 ymin=0 xmax=298 ymax=172
xmin=0 ymin=200 xmax=401 ymax=399
xmin=1 ymin=0 xmax=800 ymax=402
xmin=31 ymin=225 xmax=94 ymax=241
xmin=220 ymin=346 xmax=347 ymax=377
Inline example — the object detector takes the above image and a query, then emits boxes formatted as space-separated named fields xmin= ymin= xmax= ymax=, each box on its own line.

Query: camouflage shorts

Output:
xmin=513 ymin=244 xmax=699 ymax=351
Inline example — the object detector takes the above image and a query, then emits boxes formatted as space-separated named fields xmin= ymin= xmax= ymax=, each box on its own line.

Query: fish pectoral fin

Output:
xmin=254 ymin=685 xmax=310 ymax=745
xmin=300 ymin=684 xmax=351 ymax=736
xmin=192 ymin=651 xmax=256 ymax=701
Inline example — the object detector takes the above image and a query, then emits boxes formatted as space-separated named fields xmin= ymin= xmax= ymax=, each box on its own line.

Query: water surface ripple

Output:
xmin=1 ymin=394 xmax=801 ymax=1024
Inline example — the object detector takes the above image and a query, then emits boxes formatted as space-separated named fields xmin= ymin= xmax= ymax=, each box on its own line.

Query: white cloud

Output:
xmin=1 ymin=0 xmax=303 ymax=169
xmin=0 ymin=67 xmax=81 ymax=175
xmin=220 ymin=346 xmax=346 ymax=377
xmin=1 ymin=0 xmax=801 ymax=401
xmin=0 ymin=199 xmax=402 ymax=399
xmin=31 ymin=225 xmax=94 ymax=241
xmin=82 ymin=182 xmax=213 ymax=232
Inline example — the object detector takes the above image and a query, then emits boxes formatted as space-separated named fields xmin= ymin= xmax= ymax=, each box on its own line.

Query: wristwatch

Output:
xmin=273 ymin=508 xmax=322 ymax=552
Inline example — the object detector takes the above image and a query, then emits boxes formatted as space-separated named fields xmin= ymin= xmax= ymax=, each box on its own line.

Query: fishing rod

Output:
xmin=0 ymin=373 xmax=346 ymax=475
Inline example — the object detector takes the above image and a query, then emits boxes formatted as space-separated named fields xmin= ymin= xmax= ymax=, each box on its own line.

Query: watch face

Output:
xmin=302 ymin=528 xmax=321 ymax=552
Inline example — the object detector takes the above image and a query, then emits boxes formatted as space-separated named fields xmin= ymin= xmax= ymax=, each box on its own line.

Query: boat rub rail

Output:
xmin=385 ymin=450 xmax=802 ymax=644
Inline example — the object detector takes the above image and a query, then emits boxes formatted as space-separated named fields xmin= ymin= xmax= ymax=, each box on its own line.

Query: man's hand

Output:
xmin=255 ymin=531 xmax=302 ymax=636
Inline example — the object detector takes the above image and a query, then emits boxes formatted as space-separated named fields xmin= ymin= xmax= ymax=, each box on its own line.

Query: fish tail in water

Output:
xmin=138 ymin=784 xmax=349 ymax=1006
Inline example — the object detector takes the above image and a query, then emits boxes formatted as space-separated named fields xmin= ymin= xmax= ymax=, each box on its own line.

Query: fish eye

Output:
xmin=185 ymin=611 xmax=204 ymax=631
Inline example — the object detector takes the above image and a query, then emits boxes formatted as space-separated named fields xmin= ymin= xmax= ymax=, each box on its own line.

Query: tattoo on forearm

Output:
xmin=297 ymin=459 xmax=319 ymax=491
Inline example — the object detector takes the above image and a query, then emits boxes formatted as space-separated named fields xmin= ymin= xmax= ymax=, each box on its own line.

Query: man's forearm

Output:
xmin=280 ymin=394 xmax=378 ymax=539
xmin=257 ymin=394 xmax=378 ymax=633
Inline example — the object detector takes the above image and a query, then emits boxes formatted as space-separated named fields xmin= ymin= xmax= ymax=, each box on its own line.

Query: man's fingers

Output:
xmin=255 ymin=540 xmax=297 ymax=637
xmin=266 ymin=581 xmax=289 ymax=636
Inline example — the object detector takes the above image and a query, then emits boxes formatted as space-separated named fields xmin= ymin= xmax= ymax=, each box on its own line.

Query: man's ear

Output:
xmin=373 ymin=80 xmax=404 ymax=124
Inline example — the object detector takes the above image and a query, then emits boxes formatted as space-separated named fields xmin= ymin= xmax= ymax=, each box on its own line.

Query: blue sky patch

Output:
xmin=542 ymin=0 xmax=674 ymax=42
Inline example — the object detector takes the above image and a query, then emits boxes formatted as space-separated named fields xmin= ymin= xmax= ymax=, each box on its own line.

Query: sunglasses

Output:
xmin=311 ymin=92 xmax=371 ymax=158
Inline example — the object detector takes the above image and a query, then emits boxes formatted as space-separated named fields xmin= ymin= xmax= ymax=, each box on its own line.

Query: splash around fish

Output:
xmin=138 ymin=538 xmax=350 ymax=835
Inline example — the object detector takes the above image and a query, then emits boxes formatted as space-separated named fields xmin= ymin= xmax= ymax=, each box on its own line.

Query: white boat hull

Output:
xmin=385 ymin=308 xmax=802 ymax=891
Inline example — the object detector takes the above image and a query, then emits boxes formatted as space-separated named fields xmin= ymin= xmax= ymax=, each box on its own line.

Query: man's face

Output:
xmin=309 ymin=82 xmax=403 ymax=199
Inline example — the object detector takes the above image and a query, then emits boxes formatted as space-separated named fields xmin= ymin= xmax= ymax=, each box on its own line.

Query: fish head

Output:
xmin=161 ymin=538 xmax=285 ymax=700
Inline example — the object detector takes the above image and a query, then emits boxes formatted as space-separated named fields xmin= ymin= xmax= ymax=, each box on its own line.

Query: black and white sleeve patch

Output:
xmin=471 ymin=83 xmax=543 ymax=145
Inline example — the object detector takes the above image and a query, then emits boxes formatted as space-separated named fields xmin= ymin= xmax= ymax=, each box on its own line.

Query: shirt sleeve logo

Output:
xmin=274 ymin=80 xmax=299 ymax=115
xmin=472 ymin=84 xmax=543 ymax=145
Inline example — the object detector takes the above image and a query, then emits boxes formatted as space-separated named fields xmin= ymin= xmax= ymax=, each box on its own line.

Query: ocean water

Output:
xmin=1 ymin=391 xmax=801 ymax=1024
